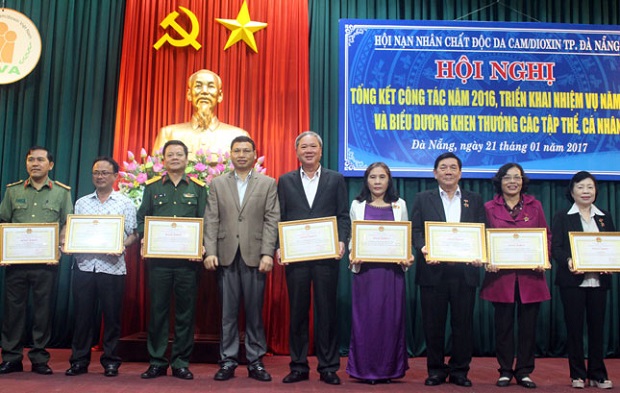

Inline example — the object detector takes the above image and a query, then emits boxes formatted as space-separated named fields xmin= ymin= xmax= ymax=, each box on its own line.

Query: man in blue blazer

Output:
xmin=277 ymin=131 xmax=350 ymax=385
xmin=411 ymin=152 xmax=486 ymax=388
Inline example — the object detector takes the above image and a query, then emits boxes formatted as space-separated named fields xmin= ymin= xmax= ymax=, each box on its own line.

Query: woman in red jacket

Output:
xmin=480 ymin=163 xmax=551 ymax=389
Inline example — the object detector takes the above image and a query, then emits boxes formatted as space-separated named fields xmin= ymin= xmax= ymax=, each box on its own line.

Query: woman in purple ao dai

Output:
xmin=346 ymin=162 xmax=414 ymax=384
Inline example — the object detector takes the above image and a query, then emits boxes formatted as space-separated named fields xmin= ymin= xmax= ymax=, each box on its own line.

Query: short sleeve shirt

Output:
xmin=0 ymin=177 xmax=73 ymax=225
xmin=73 ymin=190 xmax=138 ymax=275
xmin=136 ymin=174 xmax=208 ymax=234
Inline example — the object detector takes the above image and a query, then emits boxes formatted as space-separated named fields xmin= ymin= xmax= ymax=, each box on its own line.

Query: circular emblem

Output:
xmin=513 ymin=233 xmax=519 ymax=239
xmin=305 ymin=225 xmax=311 ymax=230
xmin=26 ymin=228 xmax=32 ymax=234
xmin=0 ymin=9 xmax=42 ymax=84
xmin=171 ymin=222 xmax=177 ymax=228
xmin=452 ymin=227 xmax=458 ymax=233
xmin=596 ymin=237 xmax=602 ymax=243
xmin=378 ymin=226 xmax=384 ymax=232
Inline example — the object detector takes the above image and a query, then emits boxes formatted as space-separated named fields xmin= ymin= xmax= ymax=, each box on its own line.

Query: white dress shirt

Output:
xmin=300 ymin=166 xmax=321 ymax=207
xmin=568 ymin=203 xmax=605 ymax=287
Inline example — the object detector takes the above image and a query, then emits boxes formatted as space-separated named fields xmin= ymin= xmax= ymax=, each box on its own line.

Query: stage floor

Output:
xmin=0 ymin=349 xmax=618 ymax=393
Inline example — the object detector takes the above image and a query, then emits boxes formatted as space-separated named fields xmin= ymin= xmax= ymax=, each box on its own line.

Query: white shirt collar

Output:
xmin=567 ymin=203 xmax=605 ymax=216
xmin=439 ymin=185 xmax=461 ymax=198
xmin=234 ymin=169 xmax=253 ymax=182
xmin=300 ymin=166 xmax=321 ymax=180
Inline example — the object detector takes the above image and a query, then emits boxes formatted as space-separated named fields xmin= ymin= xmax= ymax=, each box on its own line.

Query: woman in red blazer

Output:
xmin=480 ymin=163 xmax=551 ymax=389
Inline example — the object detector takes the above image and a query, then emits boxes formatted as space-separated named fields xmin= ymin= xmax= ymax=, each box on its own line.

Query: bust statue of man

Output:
xmin=152 ymin=69 xmax=249 ymax=159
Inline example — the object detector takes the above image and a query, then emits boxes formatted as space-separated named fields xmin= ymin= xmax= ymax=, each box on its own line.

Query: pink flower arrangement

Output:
xmin=118 ymin=148 xmax=266 ymax=207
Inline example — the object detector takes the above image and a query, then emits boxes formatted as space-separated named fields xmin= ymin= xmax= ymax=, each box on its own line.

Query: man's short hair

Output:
xmin=295 ymin=131 xmax=323 ymax=149
xmin=433 ymin=152 xmax=462 ymax=170
xmin=163 ymin=140 xmax=188 ymax=157
xmin=231 ymin=135 xmax=255 ymax=151
xmin=27 ymin=146 xmax=53 ymax=163
xmin=92 ymin=156 xmax=120 ymax=174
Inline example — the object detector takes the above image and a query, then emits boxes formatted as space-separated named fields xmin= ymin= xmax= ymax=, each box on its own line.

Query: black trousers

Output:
xmin=285 ymin=260 xmax=339 ymax=373
xmin=69 ymin=269 xmax=125 ymax=368
xmin=2 ymin=265 xmax=58 ymax=364
xmin=420 ymin=277 xmax=476 ymax=379
xmin=559 ymin=286 xmax=608 ymax=381
xmin=493 ymin=297 xmax=540 ymax=379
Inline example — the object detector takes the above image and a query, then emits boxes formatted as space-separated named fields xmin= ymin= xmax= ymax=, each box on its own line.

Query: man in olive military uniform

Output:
xmin=137 ymin=140 xmax=207 ymax=380
xmin=0 ymin=146 xmax=73 ymax=375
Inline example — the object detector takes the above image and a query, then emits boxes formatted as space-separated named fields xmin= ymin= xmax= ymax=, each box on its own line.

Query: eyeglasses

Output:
xmin=502 ymin=175 xmax=523 ymax=181
xmin=92 ymin=171 xmax=115 ymax=177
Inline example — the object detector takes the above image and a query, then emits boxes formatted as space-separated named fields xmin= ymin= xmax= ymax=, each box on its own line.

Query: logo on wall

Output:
xmin=0 ymin=9 xmax=42 ymax=84
xmin=153 ymin=6 xmax=201 ymax=51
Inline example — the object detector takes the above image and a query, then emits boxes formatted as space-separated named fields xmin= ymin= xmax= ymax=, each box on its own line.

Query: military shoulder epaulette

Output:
xmin=6 ymin=180 xmax=24 ymax=187
xmin=145 ymin=176 xmax=162 ymax=186
xmin=189 ymin=177 xmax=206 ymax=187
xmin=54 ymin=181 xmax=71 ymax=190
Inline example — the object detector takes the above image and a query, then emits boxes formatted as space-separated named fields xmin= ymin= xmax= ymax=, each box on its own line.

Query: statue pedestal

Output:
xmin=118 ymin=254 xmax=235 ymax=363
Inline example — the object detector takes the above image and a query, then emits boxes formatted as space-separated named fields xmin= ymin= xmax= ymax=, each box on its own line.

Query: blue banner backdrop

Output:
xmin=339 ymin=20 xmax=620 ymax=179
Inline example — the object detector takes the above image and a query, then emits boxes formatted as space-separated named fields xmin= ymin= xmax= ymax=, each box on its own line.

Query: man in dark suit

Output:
xmin=204 ymin=136 xmax=280 ymax=382
xmin=277 ymin=131 xmax=350 ymax=385
xmin=411 ymin=152 xmax=486 ymax=388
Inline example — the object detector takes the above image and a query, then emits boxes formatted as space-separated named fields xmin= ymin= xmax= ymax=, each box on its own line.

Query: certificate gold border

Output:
xmin=143 ymin=216 xmax=204 ymax=259
xmin=424 ymin=221 xmax=487 ymax=263
xmin=278 ymin=216 xmax=339 ymax=263
xmin=486 ymin=228 xmax=550 ymax=269
xmin=64 ymin=214 xmax=125 ymax=254
xmin=569 ymin=231 xmax=620 ymax=272
xmin=0 ymin=223 xmax=59 ymax=264
xmin=351 ymin=220 xmax=412 ymax=263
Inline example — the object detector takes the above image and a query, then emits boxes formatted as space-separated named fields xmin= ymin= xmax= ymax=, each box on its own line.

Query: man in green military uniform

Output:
xmin=137 ymin=140 xmax=207 ymax=380
xmin=0 ymin=146 xmax=73 ymax=375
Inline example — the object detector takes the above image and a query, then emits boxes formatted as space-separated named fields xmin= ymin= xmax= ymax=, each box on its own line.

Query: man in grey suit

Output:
xmin=204 ymin=136 xmax=280 ymax=382
xmin=277 ymin=131 xmax=350 ymax=385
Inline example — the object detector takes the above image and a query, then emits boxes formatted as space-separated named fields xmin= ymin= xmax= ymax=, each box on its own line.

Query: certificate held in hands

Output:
xmin=278 ymin=217 xmax=340 ymax=263
xmin=143 ymin=216 xmax=204 ymax=260
xmin=64 ymin=215 xmax=125 ymax=254
xmin=351 ymin=220 xmax=412 ymax=262
xmin=424 ymin=221 xmax=487 ymax=263
xmin=486 ymin=228 xmax=550 ymax=269
xmin=0 ymin=223 xmax=60 ymax=264
xmin=569 ymin=231 xmax=620 ymax=272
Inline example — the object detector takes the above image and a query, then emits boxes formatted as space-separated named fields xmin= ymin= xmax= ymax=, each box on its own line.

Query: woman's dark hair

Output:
xmin=491 ymin=162 xmax=529 ymax=194
xmin=566 ymin=171 xmax=598 ymax=203
xmin=355 ymin=162 xmax=399 ymax=203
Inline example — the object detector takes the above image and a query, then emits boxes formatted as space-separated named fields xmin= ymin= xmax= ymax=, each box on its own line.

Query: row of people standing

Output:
xmin=351 ymin=152 xmax=615 ymax=390
xmin=0 ymin=140 xmax=615 ymax=389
